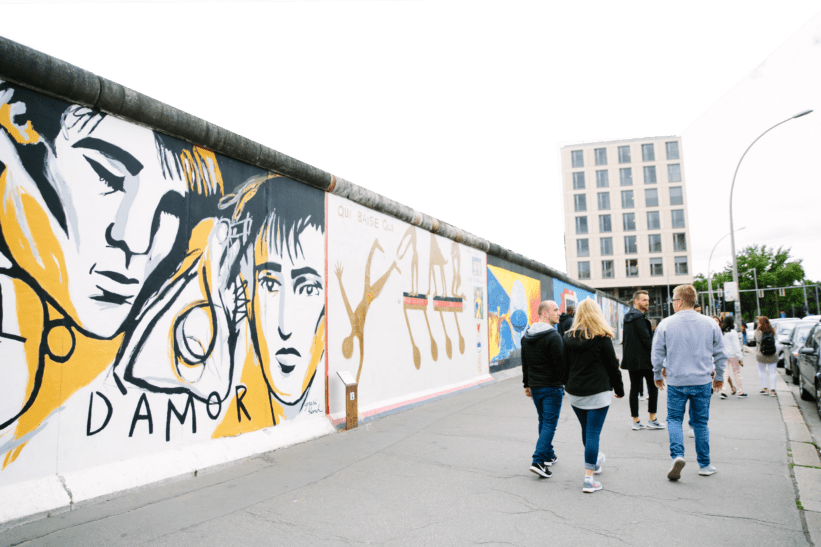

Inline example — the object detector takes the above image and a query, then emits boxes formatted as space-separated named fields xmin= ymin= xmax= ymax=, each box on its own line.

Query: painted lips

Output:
xmin=275 ymin=348 xmax=301 ymax=374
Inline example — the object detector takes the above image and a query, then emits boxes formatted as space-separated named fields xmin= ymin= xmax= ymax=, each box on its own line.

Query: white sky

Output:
xmin=683 ymin=12 xmax=821 ymax=289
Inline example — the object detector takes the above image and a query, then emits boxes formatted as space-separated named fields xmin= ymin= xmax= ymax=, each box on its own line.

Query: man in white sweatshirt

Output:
xmin=652 ymin=284 xmax=726 ymax=481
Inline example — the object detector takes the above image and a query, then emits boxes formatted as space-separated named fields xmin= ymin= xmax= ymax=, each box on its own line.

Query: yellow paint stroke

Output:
xmin=0 ymin=170 xmax=78 ymax=327
xmin=4 ymin=305 xmax=121 ymax=468
xmin=211 ymin=341 xmax=272 ymax=438
xmin=181 ymin=147 xmax=225 ymax=197
xmin=0 ymin=103 xmax=40 ymax=144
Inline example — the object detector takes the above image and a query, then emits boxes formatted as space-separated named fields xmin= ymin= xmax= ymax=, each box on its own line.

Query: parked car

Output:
xmin=784 ymin=321 xmax=818 ymax=383
xmin=797 ymin=322 xmax=821 ymax=419
xmin=774 ymin=319 xmax=803 ymax=366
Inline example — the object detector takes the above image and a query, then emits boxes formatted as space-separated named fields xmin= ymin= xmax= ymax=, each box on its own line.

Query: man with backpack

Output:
xmin=754 ymin=316 xmax=779 ymax=396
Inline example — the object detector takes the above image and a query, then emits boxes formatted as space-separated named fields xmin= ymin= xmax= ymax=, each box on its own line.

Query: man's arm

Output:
xmin=637 ymin=316 xmax=653 ymax=351
xmin=548 ymin=330 xmax=564 ymax=382
xmin=711 ymin=325 xmax=727 ymax=383
xmin=651 ymin=324 xmax=667 ymax=387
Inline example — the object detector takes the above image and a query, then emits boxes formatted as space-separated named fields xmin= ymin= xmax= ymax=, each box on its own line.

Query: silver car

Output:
xmin=784 ymin=321 xmax=818 ymax=383
xmin=797 ymin=322 xmax=821 ymax=419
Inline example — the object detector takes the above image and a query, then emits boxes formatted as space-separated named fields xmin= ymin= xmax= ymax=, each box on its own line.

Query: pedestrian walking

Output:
xmin=754 ymin=316 xmax=779 ymax=396
xmin=741 ymin=322 xmax=747 ymax=346
xmin=522 ymin=300 xmax=565 ymax=479
xmin=719 ymin=316 xmax=746 ymax=398
xmin=652 ymin=284 xmax=726 ymax=481
xmin=557 ymin=305 xmax=574 ymax=338
xmin=621 ymin=290 xmax=664 ymax=430
xmin=562 ymin=299 xmax=624 ymax=493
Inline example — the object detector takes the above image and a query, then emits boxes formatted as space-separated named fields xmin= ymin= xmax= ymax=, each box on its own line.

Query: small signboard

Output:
xmin=724 ymin=282 xmax=738 ymax=302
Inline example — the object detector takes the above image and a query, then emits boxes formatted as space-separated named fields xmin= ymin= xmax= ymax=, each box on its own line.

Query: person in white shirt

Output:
xmin=719 ymin=316 xmax=747 ymax=398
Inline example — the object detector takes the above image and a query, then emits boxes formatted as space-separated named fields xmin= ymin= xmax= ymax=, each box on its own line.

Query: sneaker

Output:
xmin=647 ymin=419 xmax=666 ymax=429
xmin=638 ymin=394 xmax=647 ymax=401
xmin=719 ymin=392 xmax=728 ymax=399
xmin=544 ymin=455 xmax=558 ymax=467
xmin=688 ymin=429 xmax=695 ymax=438
xmin=594 ymin=453 xmax=605 ymax=475
xmin=760 ymin=389 xmax=768 ymax=394
xmin=530 ymin=462 xmax=552 ymax=478
xmin=583 ymin=477 xmax=602 ymax=493
xmin=632 ymin=421 xmax=647 ymax=430
xmin=667 ymin=456 xmax=686 ymax=481
xmin=699 ymin=465 xmax=717 ymax=476
xmin=770 ymin=390 xmax=777 ymax=397
xmin=737 ymin=393 xmax=748 ymax=398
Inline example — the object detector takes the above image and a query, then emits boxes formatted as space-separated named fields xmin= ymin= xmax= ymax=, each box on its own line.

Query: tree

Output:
xmin=693 ymin=245 xmax=818 ymax=321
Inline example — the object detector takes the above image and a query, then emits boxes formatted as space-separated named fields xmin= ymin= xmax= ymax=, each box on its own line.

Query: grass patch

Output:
xmin=797 ymin=500 xmax=804 ymax=510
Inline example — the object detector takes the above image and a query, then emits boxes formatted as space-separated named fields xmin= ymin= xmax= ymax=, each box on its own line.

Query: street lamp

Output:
xmin=707 ymin=227 xmax=745 ymax=316
xmin=729 ymin=109 xmax=813 ymax=331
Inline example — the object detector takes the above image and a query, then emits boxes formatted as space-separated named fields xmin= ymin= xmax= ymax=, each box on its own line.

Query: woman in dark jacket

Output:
xmin=563 ymin=299 xmax=624 ymax=493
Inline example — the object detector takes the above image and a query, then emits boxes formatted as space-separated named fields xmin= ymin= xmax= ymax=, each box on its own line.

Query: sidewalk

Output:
xmin=0 ymin=348 xmax=813 ymax=546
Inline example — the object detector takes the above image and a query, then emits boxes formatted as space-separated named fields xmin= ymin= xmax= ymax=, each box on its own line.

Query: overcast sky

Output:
xmin=683 ymin=11 xmax=821 ymax=290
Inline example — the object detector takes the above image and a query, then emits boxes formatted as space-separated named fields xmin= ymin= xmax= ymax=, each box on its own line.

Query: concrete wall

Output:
xmin=0 ymin=36 xmax=628 ymax=527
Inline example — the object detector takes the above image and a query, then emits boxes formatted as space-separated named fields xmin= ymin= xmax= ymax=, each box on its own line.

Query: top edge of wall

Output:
xmin=0 ymin=35 xmax=623 ymax=305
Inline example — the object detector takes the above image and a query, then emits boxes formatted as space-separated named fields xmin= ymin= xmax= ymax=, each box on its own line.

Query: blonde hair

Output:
xmin=567 ymin=298 xmax=614 ymax=339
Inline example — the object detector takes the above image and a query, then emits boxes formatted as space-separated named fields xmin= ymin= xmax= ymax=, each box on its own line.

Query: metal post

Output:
xmin=815 ymin=284 xmax=819 ymax=314
xmin=803 ymin=282 xmax=809 ymax=317
xmin=729 ymin=109 xmax=812 ymax=334
xmin=753 ymin=268 xmax=761 ymax=319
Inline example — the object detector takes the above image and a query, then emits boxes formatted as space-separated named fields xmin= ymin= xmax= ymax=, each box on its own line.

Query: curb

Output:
xmin=775 ymin=368 xmax=820 ymax=547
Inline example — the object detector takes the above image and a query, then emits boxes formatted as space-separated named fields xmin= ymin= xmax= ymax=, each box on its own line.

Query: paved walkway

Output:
xmin=0 ymin=348 xmax=816 ymax=546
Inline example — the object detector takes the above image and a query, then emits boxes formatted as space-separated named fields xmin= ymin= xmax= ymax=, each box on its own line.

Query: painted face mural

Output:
xmin=253 ymin=222 xmax=325 ymax=405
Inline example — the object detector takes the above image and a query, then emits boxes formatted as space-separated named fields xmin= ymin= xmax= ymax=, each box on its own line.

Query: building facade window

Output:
xmin=623 ymin=212 xmax=636 ymax=231
xmin=571 ymin=150 xmax=584 ymax=168
xmin=671 ymin=209 xmax=685 ymax=228
xmin=596 ymin=170 xmax=609 ymax=188
xmin=650 ymin=257 xmax=663 ymax=276
xmin=618 ymin=145 xmax=631 ymax=163
xmin=666 ymin=141 xmax=680 ymax=160
xmin=641 ymin=143 xmax=655 ymax=162
xmin=643 ymin=165 xmax=657 ymax=184
xmin=673 ymin=233 xmax=687 ymax=251
xmin=575 ymin=216 xmax=588 ymax=234
xmin=578 ymin=261 xmax=591 ymax=279
xmin=572 ymin=171 xmax=585 ymax=189
xmin=602 ymin=260 xmax=614 ymax=279
xmin=669 ymin=186 xmax=683 ymax=205
xmin=574 ymin=194 xmax=587 ymax=212
xmin=645 ymin=188 xmax=658 ymax=207
xmin=647 ymin=211 xmax=660 ymax=230
xmin=626 ymin=259 xmax=639 ymax=277
xmin=620 ymin=190 xmax=634 ymax=209
xmin=600 ymin=237 xmax=613 ymax=256
xmin=599 ymin=214 xmax=612 ymax=233
xmin=648 ymin=233 xmax=662 ymax=252
xmin=594 ymin=148 xmax=607 ymax=166
xmin=597 ymin=192 xmax=610 ymax=210
xmin=619 ymin=167 xmax=633 ymax=186
xmin=624 ymin=235 xmax=637 ymax=254
xmin=675 ymin=256 xmax=688 ymax=275
xmin=576 ymin=238 xmax=589 ymax=257
xmin=668 ymin=163 xmax=682 ymax=182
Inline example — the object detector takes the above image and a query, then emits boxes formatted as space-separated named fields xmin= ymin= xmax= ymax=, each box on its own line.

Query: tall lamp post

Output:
xmin=707 ymin=227 xmax=745 ymax=316
xmin=730 ymin=109 xmax=813 ymax=331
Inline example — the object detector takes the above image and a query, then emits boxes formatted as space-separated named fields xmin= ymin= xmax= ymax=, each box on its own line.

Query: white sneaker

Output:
xmin=688 ymin=429 xmax=695 ymax=438
xmin=594 ymin=452 xmax=605 ymax=475
xmin=667 ymin=456 xmax=686 ymax=481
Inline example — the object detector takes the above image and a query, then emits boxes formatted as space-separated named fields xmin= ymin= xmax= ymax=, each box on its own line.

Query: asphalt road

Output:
xmin=0 ymin=349 xmax=810 ymax=547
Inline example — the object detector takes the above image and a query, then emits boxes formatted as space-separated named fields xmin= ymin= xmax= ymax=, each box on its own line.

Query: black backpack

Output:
xmin=760 ymin=331 xmax=776 ymax=356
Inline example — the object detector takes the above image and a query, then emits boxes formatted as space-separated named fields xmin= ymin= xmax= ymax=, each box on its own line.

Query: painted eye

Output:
xmin=84 ymin=156 xmax=125 ymax=195
xmin=258 ymin=275 xmax=281 ymax=293
xmin=298 ymin=281 xmax=323 ymax=297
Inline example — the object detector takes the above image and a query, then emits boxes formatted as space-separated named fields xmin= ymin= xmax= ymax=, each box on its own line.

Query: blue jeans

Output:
xmin=531 ymin=387 xmax=563 ymax=464
xmin=571 ymin=405 xmax=609 ymax=470
xmin=667 ymin=384 xmax=712 ymax=467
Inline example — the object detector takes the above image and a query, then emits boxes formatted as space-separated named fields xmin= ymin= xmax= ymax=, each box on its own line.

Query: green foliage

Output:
xmin=694 ymin=245 xmax=819 ymax=321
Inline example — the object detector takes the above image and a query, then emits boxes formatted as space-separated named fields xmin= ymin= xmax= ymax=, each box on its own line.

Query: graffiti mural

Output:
xmin=552 ymin=278 xmax=596 ymax=314
xmin=0 ymin=82 xmax=326 ymax=484
xmin=327 ymin=195 xmax=488 ymax=423
xmin=487 ymin=265 xmax=540 ymax=370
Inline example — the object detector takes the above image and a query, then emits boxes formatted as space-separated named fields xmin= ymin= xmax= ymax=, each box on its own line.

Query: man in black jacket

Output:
xmin=522 ymin=300 xmax=564 ymax=478
xmin=621 ymin=290 xmax=664 ymax=430
xmin=557 ymin=306 xmax=574 ymax=337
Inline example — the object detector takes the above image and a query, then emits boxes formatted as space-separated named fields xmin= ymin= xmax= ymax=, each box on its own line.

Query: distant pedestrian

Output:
xmin=652 ymin=284 xmax=726 ymax=481
xmin=621 ymin=290 xmax=664 ymax=431
xmin=754 ymin=316 xmax=778 ymax=396
xmin=557 ymin=305 xmax=575 ymax=338
xmin=719 ymin=316 xmax=746 ymax=398
xmin=741 ymin=322 xmax=747 ymax=346
xmin=562 ymin=299 xmax=624 ymax=493
xmin=522 ymin=300 xmax=565 ymax=479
